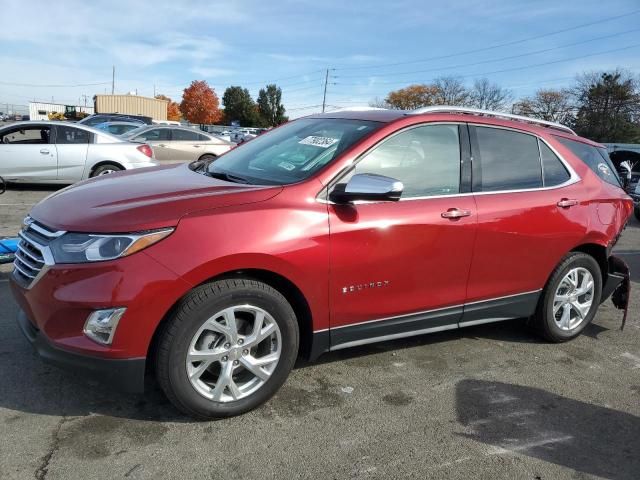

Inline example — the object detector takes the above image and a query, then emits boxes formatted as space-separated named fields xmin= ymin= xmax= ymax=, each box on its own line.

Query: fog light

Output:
xmin=83 ymin=308 xmax=126 ymax=345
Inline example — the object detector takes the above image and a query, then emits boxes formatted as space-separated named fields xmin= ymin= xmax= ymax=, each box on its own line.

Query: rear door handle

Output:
xmin=441 ymin=208 xmax=472 ymax=219
xmin=557 ymin=198 xmax=578 ymax=208
xmin=157 ymin=144 xmax=167 ymax=148
xmin=193 ymin=145 xmax=201 ymax=148
xmin=39 ymin=149 xmax=49 ymax=155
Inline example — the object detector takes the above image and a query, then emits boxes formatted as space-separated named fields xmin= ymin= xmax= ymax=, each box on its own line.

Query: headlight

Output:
xmin=50 ymin=228 xmax=173 ymax=263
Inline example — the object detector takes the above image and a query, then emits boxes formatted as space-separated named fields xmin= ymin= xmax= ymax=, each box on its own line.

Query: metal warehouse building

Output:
xmin=29 ymin=102 xmax=94 ymax=121
xmin=94 ymin=94 xmax=168 ymax=120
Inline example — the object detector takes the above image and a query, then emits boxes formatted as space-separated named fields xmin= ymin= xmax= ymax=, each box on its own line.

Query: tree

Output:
xmin=433 ymin=76 xmax=470 ymax=106
xmin=572 ymin=70 xmax=640 ymax=142
xmin=469 ymin=78 xmax=512 ymax=111
xmin=179 ymin=80 xmax=222 ymax=125
xmin=512 ymin=89 xmax=574 ymax=124
xmin=257 ymin=84 xmax=287 ymax=127
xmin=368 ymin=97 xmax=389 ymax=108
xmin=155 ymin=94 xmax=182 ymax=121
xmin=222 ymin=86 xmax=258 ymax=126
xmin=385 ymin=84 xmax=440 ymax=109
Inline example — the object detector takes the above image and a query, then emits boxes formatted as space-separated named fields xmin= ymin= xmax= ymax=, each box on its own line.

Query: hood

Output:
xmin=30 ymin=163 xmax=283 ymax=233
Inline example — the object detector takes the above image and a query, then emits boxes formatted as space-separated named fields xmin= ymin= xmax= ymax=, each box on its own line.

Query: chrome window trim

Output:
xmin=317 ymin=122 xmax=581 ymax=205
xmin=469 ymin=123 xmax=581 ymax=195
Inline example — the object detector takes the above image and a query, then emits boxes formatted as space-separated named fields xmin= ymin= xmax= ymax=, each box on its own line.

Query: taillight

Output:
xmin=137 ymin=144 xmax=153 ymax=158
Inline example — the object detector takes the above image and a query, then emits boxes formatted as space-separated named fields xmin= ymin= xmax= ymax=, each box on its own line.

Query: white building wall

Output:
xmin=29 ymin=102 xmax=95 ymax=121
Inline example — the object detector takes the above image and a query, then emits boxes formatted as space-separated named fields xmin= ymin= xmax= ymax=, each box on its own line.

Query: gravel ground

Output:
xmin=1 ymin=186 xmax=638 ymax=480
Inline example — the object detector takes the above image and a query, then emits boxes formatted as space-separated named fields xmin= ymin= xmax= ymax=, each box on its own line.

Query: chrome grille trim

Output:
xmin=12 ymin=217 xmax=63 ymax=289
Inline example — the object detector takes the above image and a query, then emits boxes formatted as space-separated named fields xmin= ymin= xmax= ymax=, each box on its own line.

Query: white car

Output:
xmin=0 ymin=121 xmax=158 ymax=183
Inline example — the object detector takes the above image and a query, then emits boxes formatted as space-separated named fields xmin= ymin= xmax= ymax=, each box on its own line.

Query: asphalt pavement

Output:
xmin=1 ymin=186 xmax=639 ymax=480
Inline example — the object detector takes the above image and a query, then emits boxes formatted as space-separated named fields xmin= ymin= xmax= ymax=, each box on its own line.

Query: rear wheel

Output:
xmin=533 ymin=252 xmax=602 ymax=342
xmin=198 ymin=154 xmax=217 ymax=162
xmin=91 ymin=163 xmax=122 ymax=177
xmin=155 ymin=278 xmax=299 ymax=419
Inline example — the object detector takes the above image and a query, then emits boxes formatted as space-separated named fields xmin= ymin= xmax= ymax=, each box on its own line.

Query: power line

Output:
xmin=333 ymin=8 xmax=640 ymax=71
xmin=336 ymin=28 xmax=640 ymax=79
xmin=334 ymin=43 xmax=640 ymax=88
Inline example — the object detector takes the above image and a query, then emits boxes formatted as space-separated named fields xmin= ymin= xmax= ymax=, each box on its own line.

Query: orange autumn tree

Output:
xmin=179 ymin=80 xmax=222 ymax=124
xmin=385 ymin=84 xmax=441 ymax=110
xmin=155 ymin=94 xmax=182 ymax=121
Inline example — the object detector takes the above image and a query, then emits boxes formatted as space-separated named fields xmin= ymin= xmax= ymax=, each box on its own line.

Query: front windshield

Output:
xmin=206 ymin=118 xmax=382 ymax=185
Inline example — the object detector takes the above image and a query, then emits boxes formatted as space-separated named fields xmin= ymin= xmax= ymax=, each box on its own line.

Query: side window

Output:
xmin=197 ymin=133 xmax=211 ymax=141
xmin=350 ymin=124 xmax=461 ymax=198
xmin=539 ymin=141 xmax=570 ymax=186
xmin=0 ymin=126 xmax=51 ymax=144
xmin=554 ymin=136 xmax=621 ymax=187
xmin=172 ymin=129 xmax=200 ymax=141
xmin=134 ymin=129 xmax=169 ymax=141
xmin=475 ymin=127 xmax=542 ymax=191
xmin=56 ymin=126 xmax=91 ymax=144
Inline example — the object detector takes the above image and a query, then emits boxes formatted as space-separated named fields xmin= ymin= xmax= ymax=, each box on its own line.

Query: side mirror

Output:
xmin=330 ymin=173 xmax=403 ymax=203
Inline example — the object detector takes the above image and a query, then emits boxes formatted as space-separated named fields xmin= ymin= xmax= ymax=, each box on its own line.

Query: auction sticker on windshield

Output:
xmin=299 ymin=136 xmax=339 ymax=148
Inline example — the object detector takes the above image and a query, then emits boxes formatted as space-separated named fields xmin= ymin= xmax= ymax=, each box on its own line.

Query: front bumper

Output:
xmin=16 ymin=307 xmax=145 ymax=393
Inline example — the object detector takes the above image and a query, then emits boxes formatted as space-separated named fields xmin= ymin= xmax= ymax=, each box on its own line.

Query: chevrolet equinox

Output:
xmin=11 ymin=107 xmax=633 ymax=419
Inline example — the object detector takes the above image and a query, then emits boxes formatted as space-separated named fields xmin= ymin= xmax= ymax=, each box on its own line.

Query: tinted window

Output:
xmin=56 ymin=126 xmax=91 ymax=144
xmin=172 ymin=129 xmax=200 ymax=141
xmin=81 ymin=115 xmax=109 ymax=126
xmin=134 ymin=128 xmax=170 ymax=141
xmin=475 ymin=127 xmax=542 ymax=191
xmin=554 ymin=136 xmax=621 ymax=187
xmin=540 ymin=141 xmax=570 ymax=186
xmin=197 ymin=133 xmax=211 ymax=141
xmin=0 ymin=126 xmax=51 ymax=144
xmin=349 ymin=124 xmax=460 ymax=198
xmin=208 ymin=118 xmax=381 ymax=185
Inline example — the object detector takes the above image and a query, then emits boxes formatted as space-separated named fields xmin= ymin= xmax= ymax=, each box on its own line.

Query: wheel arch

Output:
xmin=570 ymin=242 xmax=608 ymax=284
xmin=89 ymin=160 xmax=125 ymax=176
xmin=147 ymin=267 xmax=317 ymax=366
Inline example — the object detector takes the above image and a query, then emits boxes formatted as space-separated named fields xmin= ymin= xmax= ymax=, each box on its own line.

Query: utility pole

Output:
xmin=153 ymin=84 xmax=156 ymax=97
xmin=111 ymin=66 xmax=115 ymax=94
xmin=321 ymin=68 xmax=329 ymax=113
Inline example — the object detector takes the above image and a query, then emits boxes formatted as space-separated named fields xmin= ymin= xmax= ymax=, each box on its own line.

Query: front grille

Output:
xmin=12 ymin=217 xmax=64 ymax=288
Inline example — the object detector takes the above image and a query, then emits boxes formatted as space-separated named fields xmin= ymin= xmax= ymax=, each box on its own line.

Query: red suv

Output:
xmin=11 ymin=107 xmax=633 ymax=419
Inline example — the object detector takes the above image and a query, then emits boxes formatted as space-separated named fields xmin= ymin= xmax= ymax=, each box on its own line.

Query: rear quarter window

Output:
xmin=554 ymin=136 xmax=621 ymax=187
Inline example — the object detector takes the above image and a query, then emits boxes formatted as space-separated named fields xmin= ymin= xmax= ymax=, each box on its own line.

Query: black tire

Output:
xmin=533 ymin=252 xmax=602 ymax=343
xmin=155 ymin=278 xmax=299 ymax=419
xmin=91 ymin=163 xmax=123 ymax=177
xmin=634 ymin=204 xmax=640 ymax=222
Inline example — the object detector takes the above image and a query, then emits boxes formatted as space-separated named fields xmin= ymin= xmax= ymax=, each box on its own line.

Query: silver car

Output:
xmin=0 ymin=121 xmax=158 ymax=183
xmin=123 ymin=125 xmax=233 ymax=163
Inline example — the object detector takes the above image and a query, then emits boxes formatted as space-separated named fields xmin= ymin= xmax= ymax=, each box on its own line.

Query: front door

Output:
xmin=327 ymin=123 xmax=477 ymax=349
xmin=54 ymin=125 xmax=90 ymax=181
xmin=0 ymin=125 xmax=57 ymax=181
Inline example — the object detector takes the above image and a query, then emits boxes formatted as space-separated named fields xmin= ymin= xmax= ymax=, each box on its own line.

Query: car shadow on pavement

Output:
xmin=456 ymin=379 xmax=640 ymax=480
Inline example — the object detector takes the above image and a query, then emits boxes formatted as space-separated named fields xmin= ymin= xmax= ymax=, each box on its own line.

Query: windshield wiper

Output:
xmin=206 ymin=170 xmax=251 ymax=184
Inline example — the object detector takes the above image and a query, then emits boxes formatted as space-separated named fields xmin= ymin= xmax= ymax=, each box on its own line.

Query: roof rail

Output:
xmin=408 ymin=106 xmax=576 ymax=135
xmin=327 ymin=106 xmax=388 ymax=112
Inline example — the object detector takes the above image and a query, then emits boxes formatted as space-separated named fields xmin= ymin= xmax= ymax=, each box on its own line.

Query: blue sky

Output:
xmin=1 ymin=0 xmax=639 ymax=118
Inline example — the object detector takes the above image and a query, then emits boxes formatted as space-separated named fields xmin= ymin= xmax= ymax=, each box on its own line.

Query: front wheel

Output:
xmin=155 ymin=279 xmax=299 ymax=419
xmin=533 ymin=252 xmax=602 ymax=342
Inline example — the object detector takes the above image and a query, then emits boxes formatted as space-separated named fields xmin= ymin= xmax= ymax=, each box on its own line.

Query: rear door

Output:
xmin=54 ymin=125 xmax=91 ymax=181
xmin=0 ymin=125 xmax=57 ymax=181
xmin=462 ymin=125 xmax=587 ymax=325
xmin=167 ymin=128 xmax=203 ymax=162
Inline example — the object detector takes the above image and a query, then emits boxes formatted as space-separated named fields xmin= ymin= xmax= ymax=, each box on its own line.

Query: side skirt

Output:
xmin=307 ymin=290 xmax=542 ymax=357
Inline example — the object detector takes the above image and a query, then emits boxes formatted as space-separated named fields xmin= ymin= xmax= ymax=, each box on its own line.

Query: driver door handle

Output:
xmin=557 ymin=198 xmax=578 ymax=208
xmin=441 ymin=208 xmax=472 ymax=219
xmin=39 ymin=149 xmax=50 ymax=155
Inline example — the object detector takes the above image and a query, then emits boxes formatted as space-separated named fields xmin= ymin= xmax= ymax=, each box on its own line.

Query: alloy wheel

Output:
xmin=552 ymin=267 xmax=595 ymax=331
xmin=185 ymin=305 xmax=281 ymax=402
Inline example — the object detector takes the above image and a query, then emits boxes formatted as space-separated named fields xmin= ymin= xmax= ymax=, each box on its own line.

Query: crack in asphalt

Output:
xmin=34 ymin=416 xmax=68 ymax=480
